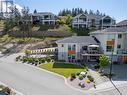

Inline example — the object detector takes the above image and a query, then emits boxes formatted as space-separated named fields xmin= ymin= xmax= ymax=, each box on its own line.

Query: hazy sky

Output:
xmin=16 ymin=0 xmax=127 ymax=22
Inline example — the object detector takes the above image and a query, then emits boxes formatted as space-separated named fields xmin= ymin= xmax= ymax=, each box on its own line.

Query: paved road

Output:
xmin=0 ymin=54 xmax=85 ymax=95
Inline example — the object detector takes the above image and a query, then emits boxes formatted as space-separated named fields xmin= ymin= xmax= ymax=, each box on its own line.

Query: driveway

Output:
xmin=0 ymin=53 xmax=85 ymax=95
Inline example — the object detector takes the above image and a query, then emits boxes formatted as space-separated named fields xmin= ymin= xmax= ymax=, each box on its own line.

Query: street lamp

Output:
xmin=109 ymin=39 xmax=115 ymax=80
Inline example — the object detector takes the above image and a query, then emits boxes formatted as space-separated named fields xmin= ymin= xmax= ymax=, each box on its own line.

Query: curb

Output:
xmin=24 ymin=64 xmax=89 ymax=94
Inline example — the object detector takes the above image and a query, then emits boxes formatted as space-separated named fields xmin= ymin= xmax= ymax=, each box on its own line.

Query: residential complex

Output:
xmin=56 ymin=27 xmax=127 ymax=63
xmin=31 ymin=12 xmax=57 ymax=25
xmin=56 ymin=36 xmax=102 ymax=62
xmin=71 ymin=13 xmax=115 ymax=29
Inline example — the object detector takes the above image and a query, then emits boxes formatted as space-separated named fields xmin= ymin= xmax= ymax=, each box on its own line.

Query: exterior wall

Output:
xmin=57 ymin=43 xmax=90 ymax=61
xmin=58 ymin=43 xmax=68 ymax=61
xmin=32 ymin=13 xmax=56 ymax=25
xmin=72 ymin=15 xmax=115 ymax=30
xmin=91 ymin=32 xmax=127 ymax=62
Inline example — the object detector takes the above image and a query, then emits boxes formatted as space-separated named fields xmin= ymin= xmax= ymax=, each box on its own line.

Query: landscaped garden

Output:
xmin=39 ymin=63 xmax=85 ymax=78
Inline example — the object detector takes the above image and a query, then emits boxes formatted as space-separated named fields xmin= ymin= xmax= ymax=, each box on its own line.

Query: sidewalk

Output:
xmin=88 ymin=69 xmax=109 ymax=85
xmin=88 ymin=81 xmax=127 ymax=95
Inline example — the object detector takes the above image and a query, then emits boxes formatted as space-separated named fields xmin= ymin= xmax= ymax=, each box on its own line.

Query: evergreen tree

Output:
xmin=84 ymin=10 xmax=88 ymax=14
xmin=96 ymin=10 xmax=100 ymax=15
xmin=33 ymin=9 xmax=37 ymax=13
xmin=89 ymin=9 xmax=94 ymax=15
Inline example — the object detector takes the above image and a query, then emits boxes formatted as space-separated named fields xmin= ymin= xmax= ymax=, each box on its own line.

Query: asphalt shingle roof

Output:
xmin=56 ymin=36 xmax=98 ymax=44
xmin=102 ymin=27 xmax=127 ymax=32
xmin=117 ymin=20 xmax=127 ymax=26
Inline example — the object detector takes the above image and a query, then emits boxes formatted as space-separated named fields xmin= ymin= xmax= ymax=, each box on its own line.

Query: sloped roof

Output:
xmin=73 ymin=13 xmax=104 ymax=20
xmin=117 ymin=20 xmax=127 ymax=26
xmin=90 ymin=27 xmax=127 ymax=35
xmin=56 ymin=36 xmax=98 ymax=44
xmin=102 ymin=27 xmax=127 ymax=32
xmin=32 ymin=12 xmax=55 ymax=16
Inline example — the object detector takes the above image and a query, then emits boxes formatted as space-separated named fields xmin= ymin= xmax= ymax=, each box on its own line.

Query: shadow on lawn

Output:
xmin=52 ymin=63 xmax=84 ymax=69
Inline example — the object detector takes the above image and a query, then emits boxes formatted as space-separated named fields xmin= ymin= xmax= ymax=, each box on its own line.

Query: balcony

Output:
xmin=117 ymin=50 xmax=127 ymax=54
xmin=81 ymin=45 xmax=103 ymax=55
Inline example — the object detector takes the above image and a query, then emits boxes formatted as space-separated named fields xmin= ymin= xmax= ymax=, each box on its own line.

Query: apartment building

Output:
xmin=90 ymin=27 xmax=127 ymax=63
xmin=71 ymin=13 xmax=115 ymax=30
xmin=31 ymin=12 xmax=57 ymax=25
xmin=56 ymin=36 xmax=102 ymax=62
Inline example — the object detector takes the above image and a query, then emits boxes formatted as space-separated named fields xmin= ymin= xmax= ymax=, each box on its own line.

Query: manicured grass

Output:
xmin=39 ymin=63 xmax=85 ymax=78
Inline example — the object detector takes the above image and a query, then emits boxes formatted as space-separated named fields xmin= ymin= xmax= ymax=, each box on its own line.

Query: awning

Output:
xmin=88 ymin=45 xmax=99 ymax=48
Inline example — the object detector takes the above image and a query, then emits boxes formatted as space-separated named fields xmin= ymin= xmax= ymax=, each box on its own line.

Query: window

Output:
xmin=118 ymin=34 xmax=122 ymax=39
xmin=106 ymin=46 xmax=114 ymax=52
xmin=72 ymin=45 xmax=76 ymax=50
xmin=68 ymin=45 xmax=71 ymax=50
xmin=117 ymin=44 xmax=121 ymax=49
xmin=61 ymin=44 xmax=64 ymax=47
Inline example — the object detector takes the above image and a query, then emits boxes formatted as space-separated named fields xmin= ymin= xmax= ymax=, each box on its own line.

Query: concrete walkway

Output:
xmin=88 ymin=69 xmax=109 ymax=85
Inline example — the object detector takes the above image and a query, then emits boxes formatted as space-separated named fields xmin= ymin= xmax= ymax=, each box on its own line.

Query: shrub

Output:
xmin=87 ymin=75 xmax=94 ymax=82
xmin=28 ymin=58 xmax=34 ymax=63
xmin=71 ymin=73 xmax=76 ymax=79
xmin=16 ymin=55 xmax=21 ymax=61
xmin=46 ymin=58 xmax=51 ymax=63
xmin=22 ymin=57 xmax=28 ymax=63
xmin=70 ymin=73 xmax=76 ymax=81
xmin=78 ymin=82 xmax=85 ymax=88
xmin=79 ymin=75 xmax=84 ymax=80
xmin=86 ymin=79 xmax=91 ymax=83
xmin=34 ymin=58 xmax=39 ymax=62
xmin=94 ymin=64 xmax=100 ymax=69
xmin=76 ymin=72 xmax=80 ymax=76
xmin=40 ymin=58 xmax=45 ymax=63
xmin=1 ymin=87 xmax=11 ymax=94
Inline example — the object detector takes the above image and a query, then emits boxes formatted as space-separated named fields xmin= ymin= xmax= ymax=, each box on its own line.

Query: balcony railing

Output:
xmin=117 ymin=50 xmax=127 ymax=54
xmin=81 ymin=50 xmax=102 ymax=54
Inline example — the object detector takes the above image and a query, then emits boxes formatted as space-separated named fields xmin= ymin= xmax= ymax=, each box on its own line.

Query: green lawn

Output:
xmin=39 ymin=63 xmax=85 ymax=78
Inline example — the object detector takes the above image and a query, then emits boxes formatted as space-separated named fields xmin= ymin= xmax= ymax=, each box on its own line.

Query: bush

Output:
xmin=79 ymin=75 xmax=84 ymax=80
xmin=46 ymin=58 xmax=51 ymax=63
xmin=94 ymin=64 xmax=100 ymax=69
xmin=70 ymin=73 xmax=76 ymax=81
xmin=86 ymin=79 xmax=91 ymax=83
xmin=87 ymin=75 xmax=94 ymax=82
xmin=16 ymin=55 xmax=21 ymax=61
xmin=22 ymin=57 xmax=28 ymax=63
xmin=78 ymin=82 xmax=85 ymax=88
xmin=40 ymin=58 xmax=45 ymax=63
xmin=71 ymin=73 xmax=76 ymax=79
xmin=28 ymin=58 xmax=34 ymax=63
xmin=76 ymin=72 xmax=80 ymax=76
xmin=1 ymin=87 xmax=11 ymax=94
